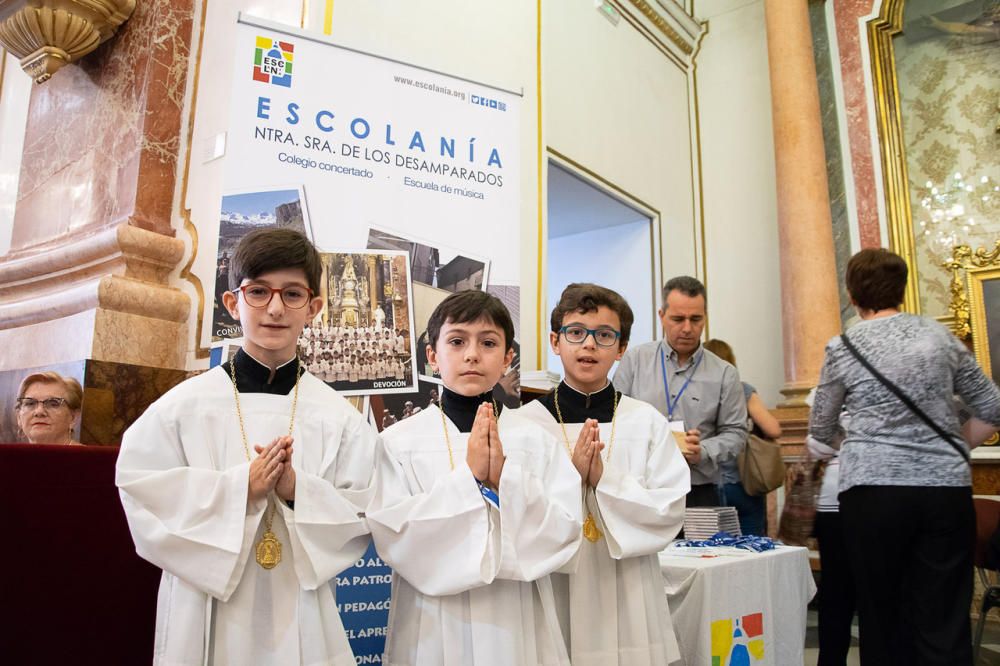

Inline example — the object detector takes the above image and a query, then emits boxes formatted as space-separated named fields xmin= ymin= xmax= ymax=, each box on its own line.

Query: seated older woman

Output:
xmin=15 ymin=372 xmax=83 ymax=445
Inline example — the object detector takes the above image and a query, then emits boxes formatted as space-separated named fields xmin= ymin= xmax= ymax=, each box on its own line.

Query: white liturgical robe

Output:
xmin=367 ymin=404 xmax=583 ymax=666
xmin=116 ymin=368 xmax=376 ymax=666
xmin=520 ymin=395 xmax=690 ymax=666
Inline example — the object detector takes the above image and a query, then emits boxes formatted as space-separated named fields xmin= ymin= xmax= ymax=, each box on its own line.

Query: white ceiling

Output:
xmin=547 ymin=163 xmax=649 ymax=239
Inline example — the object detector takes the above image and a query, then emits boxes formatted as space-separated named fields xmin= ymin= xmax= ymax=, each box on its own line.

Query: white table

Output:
xmin=660 ymin=545 xmax=816 ymax=665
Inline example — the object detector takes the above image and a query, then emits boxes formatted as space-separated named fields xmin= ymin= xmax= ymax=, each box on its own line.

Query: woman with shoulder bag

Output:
xmin=809 ymin=248 xmax=1000 ymax=664
xmin=704 ymin=339 xmax=782 ymax=537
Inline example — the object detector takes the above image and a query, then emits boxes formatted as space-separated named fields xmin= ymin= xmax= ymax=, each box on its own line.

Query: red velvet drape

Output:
xmin=1 ymin=444 xmax=159 ymax=665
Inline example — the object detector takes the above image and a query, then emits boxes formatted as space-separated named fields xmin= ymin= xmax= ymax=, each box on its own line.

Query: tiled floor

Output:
xmin=801 ymin=609 xmax=1000 ymax=665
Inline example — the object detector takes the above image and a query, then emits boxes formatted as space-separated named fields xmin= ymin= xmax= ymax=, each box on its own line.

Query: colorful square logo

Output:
xmin=253 ymin=36 xmax=294 ymax=87
xmin=711 ymin=612 xmax=765 ymax=666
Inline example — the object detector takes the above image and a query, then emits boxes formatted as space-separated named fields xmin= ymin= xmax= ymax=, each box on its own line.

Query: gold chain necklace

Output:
xmin=229 ymin=357 xmax=302 ymax=570
xmin=439 ymin=407 xmax=455 ymax=471
xmin=553 ymin=382 xmax=618 ymax=542
xmin=438 ymin=395 xmax=500 ymax=472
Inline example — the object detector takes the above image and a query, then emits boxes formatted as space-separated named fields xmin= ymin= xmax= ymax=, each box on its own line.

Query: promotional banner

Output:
xmin=213 ymin=15 xmax=522 ymax=396
xmin=215 ymin=15 xmax=522 ymax=663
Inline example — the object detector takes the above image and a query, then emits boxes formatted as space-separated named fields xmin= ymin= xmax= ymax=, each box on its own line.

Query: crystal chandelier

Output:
xmin=917 ymin=172 xmax=999 ymax=263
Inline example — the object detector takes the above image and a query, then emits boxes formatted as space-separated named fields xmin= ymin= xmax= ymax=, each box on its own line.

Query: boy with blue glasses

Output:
xmin=521 ymin=282 xmax=690 ymax=665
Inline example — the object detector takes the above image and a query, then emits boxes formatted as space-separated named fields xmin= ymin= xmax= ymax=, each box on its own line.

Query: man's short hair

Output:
xmin=228 ymin=228 xmax=322 ymax=294
xmin=426 ymin=290 xmax=515 ymax=352
xmin=845 ymin=248 xmax=907 ymax=312
xmin=662 ymin=275 xmax=706 ymax=306
xmin=550 ymin=283 xmax=634 ymax=345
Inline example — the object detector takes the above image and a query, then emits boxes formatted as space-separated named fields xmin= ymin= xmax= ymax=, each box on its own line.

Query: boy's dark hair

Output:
xmin=662 ymin=275 xmax=706 ymax=306
xmin=427 ymin=290 xmax=515 ymax=352
xmin=845 ymin=248 xmax=907 ymax=312
xmin=228 ymin=228 xmax=323 ymax=294
xmin=550 ymin=283 xmax=634 ymax=346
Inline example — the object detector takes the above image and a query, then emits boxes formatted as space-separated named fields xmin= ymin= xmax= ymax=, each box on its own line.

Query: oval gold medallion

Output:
xmin=583 ymin=512 xmax=603 ymax=543
xmin=256 ymin=531 xmax=282 ymax=569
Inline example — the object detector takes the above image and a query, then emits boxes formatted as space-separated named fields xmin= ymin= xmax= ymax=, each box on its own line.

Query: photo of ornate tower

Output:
xmin=338 ymin=258 xmax=361 ymax=328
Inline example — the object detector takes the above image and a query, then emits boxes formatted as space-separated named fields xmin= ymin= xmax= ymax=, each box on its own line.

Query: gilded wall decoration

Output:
xmin=893 ymin=2 xmax=1000 ymax=318
xmin=0 ymin=0 xmax=136 ymax=83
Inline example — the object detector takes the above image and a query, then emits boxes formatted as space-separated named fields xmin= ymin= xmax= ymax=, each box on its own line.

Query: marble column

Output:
xmin=764 ymin=0 xmax=842 ymax=406
xmin=0 ymin=0 xmax=194 ymax=443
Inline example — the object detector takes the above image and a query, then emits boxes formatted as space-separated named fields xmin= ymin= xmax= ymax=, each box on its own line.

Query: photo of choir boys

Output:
xmin=298 ymin=251 xmax=417 ymax=395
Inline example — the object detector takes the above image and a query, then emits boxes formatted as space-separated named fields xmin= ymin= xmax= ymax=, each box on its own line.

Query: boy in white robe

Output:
xmin=519 ymin=283 xmax=690 ymax=666
xmin=368 ymin=290 xmax=583 ymax=666
xmin=117 ymin=229 xmax=376 ymax=666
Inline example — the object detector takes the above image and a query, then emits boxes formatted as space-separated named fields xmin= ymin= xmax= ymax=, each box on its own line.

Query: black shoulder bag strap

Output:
xmin=840 ymin=334 xmax=970 ymax=464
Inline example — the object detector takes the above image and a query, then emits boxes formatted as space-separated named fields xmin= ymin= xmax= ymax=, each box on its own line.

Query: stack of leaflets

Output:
xmin=683 ymin=507 xmax=742 ymax=540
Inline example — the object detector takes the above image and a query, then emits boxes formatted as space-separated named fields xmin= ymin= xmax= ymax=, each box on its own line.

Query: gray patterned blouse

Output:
xmin=809 ymin=313 xmax=1000 ymax=492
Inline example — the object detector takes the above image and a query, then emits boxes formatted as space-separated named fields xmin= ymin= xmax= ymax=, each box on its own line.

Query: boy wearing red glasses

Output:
xmin=117 ymin=228 xmax=376 ymax=665
xmin=520 ymin=283 xmax=690 ymax=665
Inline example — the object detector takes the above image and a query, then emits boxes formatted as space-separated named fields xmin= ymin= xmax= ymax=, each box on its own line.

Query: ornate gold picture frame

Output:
xmin=967 ymin=263 xmax=1000 ymax=382
xmin=947 ymin=241 xmax=1000 ymax=455
xmin=946 ymin=241 xmax=1000 ymax=348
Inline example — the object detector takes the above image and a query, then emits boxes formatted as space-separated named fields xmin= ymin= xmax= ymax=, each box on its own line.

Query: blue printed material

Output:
xmin=335 ymin=541 xmax=392 ymax=663
xmin=478 ymin=481 xmax=500 ymax=509
xmin=674 ymin=532 xmax=776 ymax=553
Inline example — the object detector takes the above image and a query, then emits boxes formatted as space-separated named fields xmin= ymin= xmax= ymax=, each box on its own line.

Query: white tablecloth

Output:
xmin=660 ymin=545 xmax=816 ymax=666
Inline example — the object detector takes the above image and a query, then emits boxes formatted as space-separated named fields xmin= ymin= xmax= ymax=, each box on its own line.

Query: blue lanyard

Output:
xmin=477 ymin=481 xmax=500 ymax=508
xmin=660 ymin=345 xmax=702 ymax=421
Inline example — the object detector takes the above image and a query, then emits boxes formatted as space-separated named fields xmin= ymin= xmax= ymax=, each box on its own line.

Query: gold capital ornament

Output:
xmin=0 ymin=0 xmax=136 ymax=83
xmin=229 ymin=359 xmax=301 ymax=569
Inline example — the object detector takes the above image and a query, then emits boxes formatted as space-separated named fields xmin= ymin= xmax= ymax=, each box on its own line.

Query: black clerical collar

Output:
xmin=222 ymin=348 xmax=301 ymax=395
xmin=440 ymin=385 xmax=501 ymax=433
xmin=538 ymin=379 xmax=619 ymax=423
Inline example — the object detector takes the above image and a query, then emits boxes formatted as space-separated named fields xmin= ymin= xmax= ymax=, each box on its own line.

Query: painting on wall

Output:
xmin=893 ymin=1 xmax=999 ymax=317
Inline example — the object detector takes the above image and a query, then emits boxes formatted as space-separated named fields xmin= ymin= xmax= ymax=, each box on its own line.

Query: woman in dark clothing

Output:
xmin=809 ymin=248 xmax=1000 ymax=664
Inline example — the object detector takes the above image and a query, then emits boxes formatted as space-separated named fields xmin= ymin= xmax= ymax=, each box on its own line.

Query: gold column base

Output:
xmin=778 ymin=383 xmax=814 ymax=408
xmin=0 ymin=222 xmax=189 ymax=370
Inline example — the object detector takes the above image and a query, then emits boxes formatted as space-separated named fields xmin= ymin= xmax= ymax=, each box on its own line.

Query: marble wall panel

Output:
xmin=9 ymin=0 xmax=193 ymax=254
xmin=81 ymin=360 xmax=188 ymax=445
xmin=10 ymin=150 xmax=101 ymax=250
xmin=92 ymin=309 xmax=188 ymax=369
xmin=832 ymin=0 xmax=883 ymax=249
xmin=809 ymin=0 xmax=854 ymax=328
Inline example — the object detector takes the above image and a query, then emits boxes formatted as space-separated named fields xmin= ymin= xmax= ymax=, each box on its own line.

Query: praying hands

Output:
xmin=465 ymin=403 xmax=505 ymax=491
xmin=249 ymin=436 xmax=295 ymax=501
xmin=571 ymin=419 xmax=606 ymax=487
